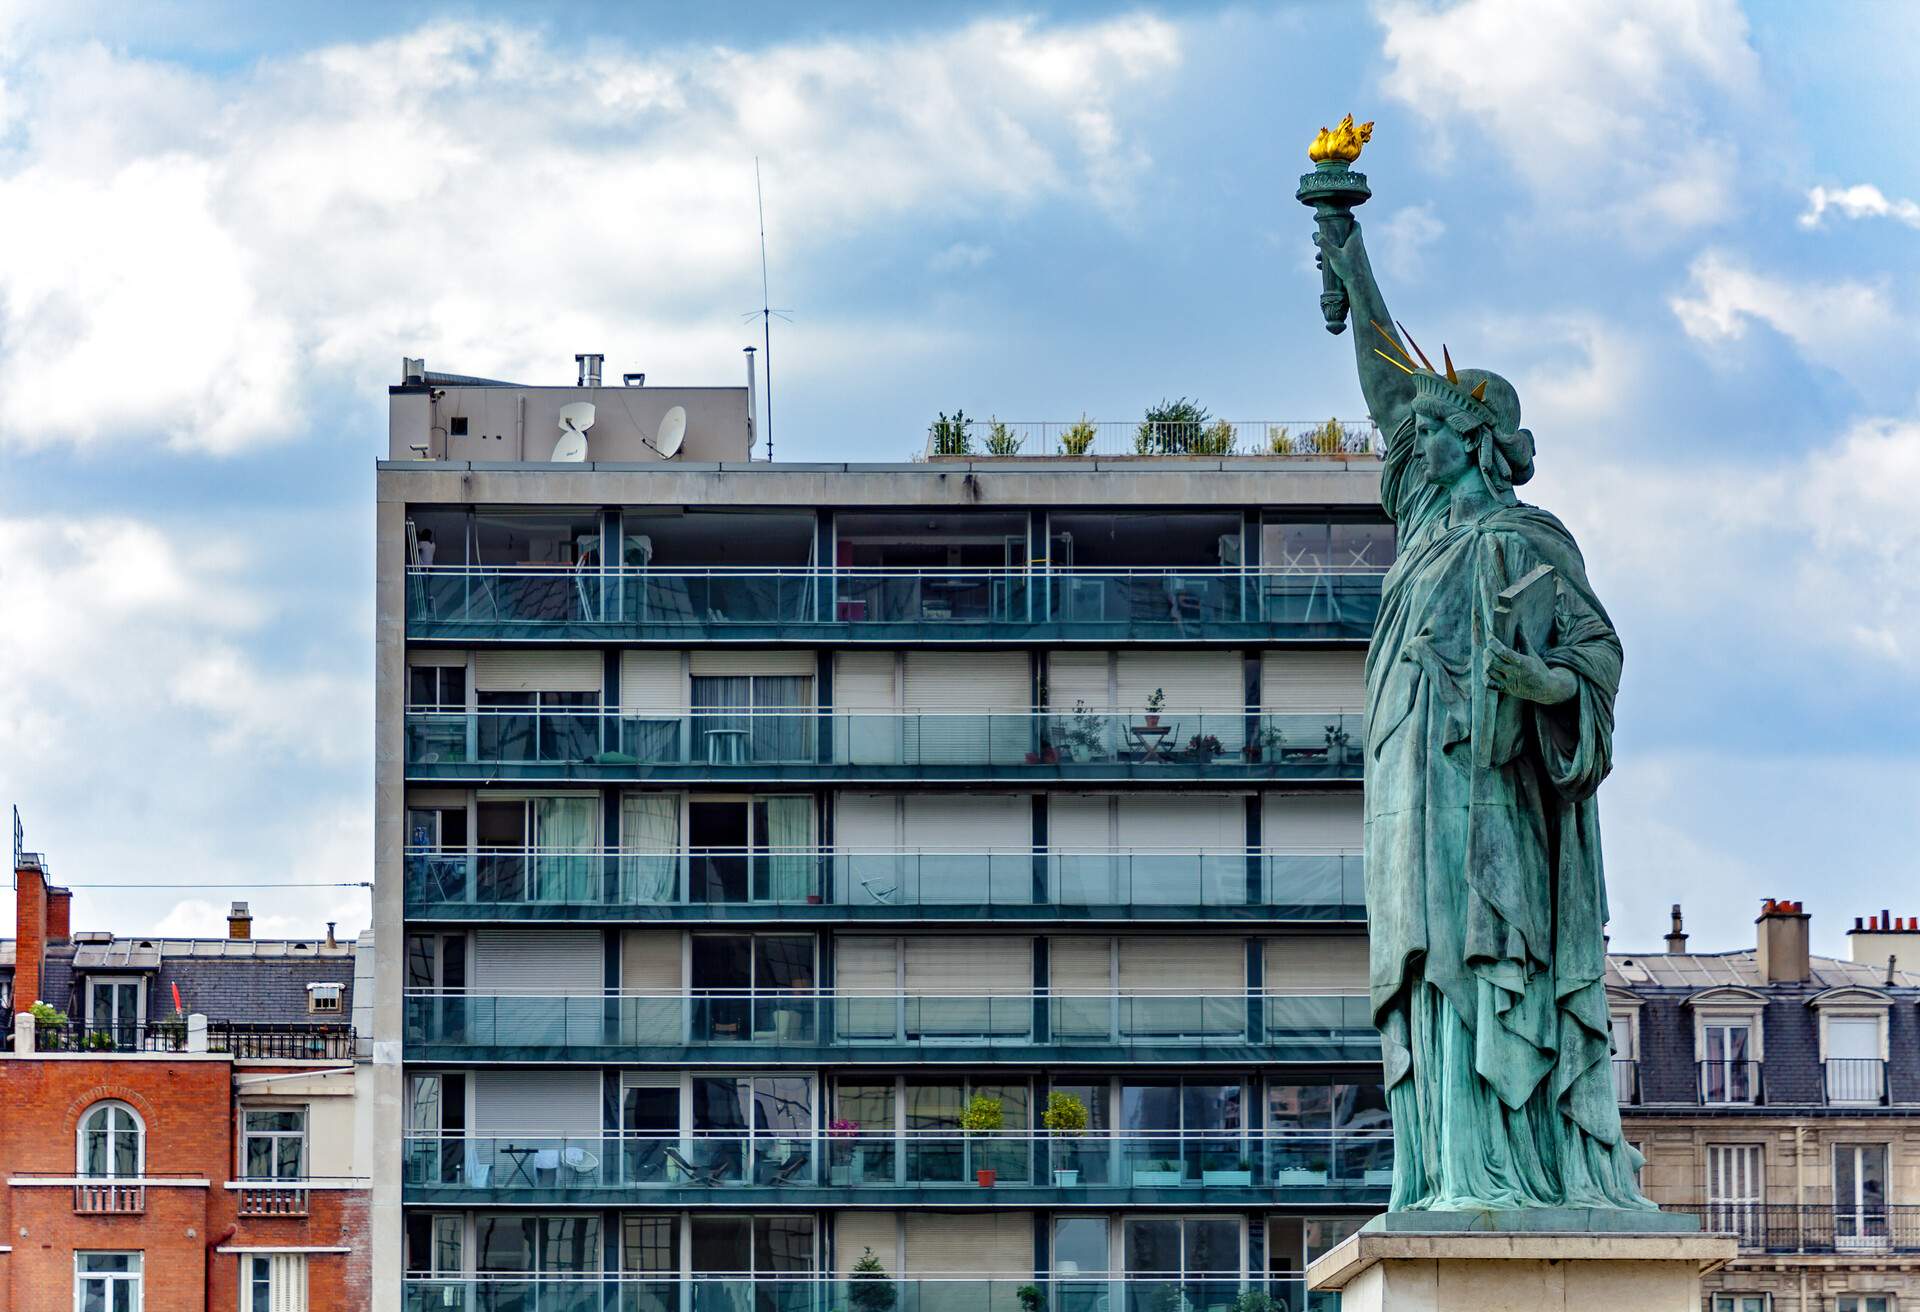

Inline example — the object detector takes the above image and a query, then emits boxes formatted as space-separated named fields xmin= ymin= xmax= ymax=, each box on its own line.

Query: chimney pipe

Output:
xmin=1665 ymin=903 xmax=1689 ymax=954
xmin=1756 ymin=898 xmax=1811 ymax=984
xmin=325 ymin=921 xmax=338 ymax=949
xmin=228 ymin=901 xmax=253 ymax=941
xmin=575 ymin=353 xmax=603 ymax=388
xmin=744 ymin=346 xmax=759 ymax=457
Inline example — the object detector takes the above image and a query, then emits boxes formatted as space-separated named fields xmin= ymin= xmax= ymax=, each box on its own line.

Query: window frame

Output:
xmin=74 ymin=1251 xmax=143 ymax=1312
xmin=76 ymin=1101 xmax=145 ymax=1179
xmin=1709 ymin=1296 xmax=1770 ymax=1312
xmin=241 ymin=1106 xmax=308 ymax=1182
xmin=84 ymin=975 xmax=147 ymax=1039
xmin=241 ymin=1252 xmax=307 ymax=1312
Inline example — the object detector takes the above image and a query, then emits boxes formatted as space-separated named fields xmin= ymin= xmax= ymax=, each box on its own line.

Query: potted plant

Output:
xmin=29 ymin=1000 xmax=67 ymax=1051
xmin=931 ymin=411 xmax=974 ymax=456
xmin=1017 ymin=1286 xmax=1045 ymax=1312
xmin=1059 ymin=701 xmax=1108 ymax=764
xmin=1228 ymin=1293 xmax=1279 ymax=1312
xmin=1184 ymin=733 xmax=1224 ymax=761
xmin=829 ymin=1117 xmax=860 ymax=1184
xmin=1324 ymin=722 xmax=1352 ymax=765
xmin=1042 ymin=1090 xmax=1089 ymax=1186
xmin=849 ymin=1248 xmax=897 ymax=1312
xmin=1060 ymin=417 xmax=1098 ymax=456
xmin=984 ymin=418 xmax=1025 ymax=456
xmin=1135 ymin=397 xmax=1210 ymax=455
xmin=1144 ymin=688 xmax=1165 ymax=729
xmin=959 ymin=1093 xmax=1004 ymax=1186
xmin=1202 ymin=1155 xmax=1254 ymax=1187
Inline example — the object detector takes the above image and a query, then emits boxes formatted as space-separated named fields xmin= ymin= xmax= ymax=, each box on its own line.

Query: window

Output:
xmin=1610 ymin=1011 xmax=1638 ymax=1102
xmin=306 ymin=983 xmax=343 ymax=1014
xmin=449 ymin=416 xmax=469 ymax=437
xmin=1837 ymin=1297 xmax=1892 ymax=1312
xmin=243 ymin=1108 xmax=306 ymax=1180
xmin=77 ymin=1102 xmax=144 ymax=1178
xmin=1835 ymin=1143 xmax=1890 ymax=1250
xmin=691 ymin=934 xmax=816 ymax=1041
xmin=1700 ymin=1021 xmax=1757 ymax=1103
xmin=241 ymin=1254 xmax=306 ymax=1312
xmin=691 ymin=674 xmax=814 ymax=763
xmin=477 ymin=1214 xmax=601 ymax=1273
xmin=623 ymin=1215 xmax=681 ymax=1274
xmin=1706 ymin=1144 xmax=1764 ymax=1244
xmin=75 ymin=1253 xmax=142 ymax=1312
xmin=1123 ymin=1216 xmax=1242 ymax=1279
xmin=85 ymin=978 xmax=144 ymax=1046
xmin=408 ymin=665 xmax=466 ymax=712
xmin=1710 ymin=1297 xmax=1769 ymax=1312
xmin=693 ymin=1076 xmax=815 ymax=1185
xmin=1826 ymin=1015 xmax=1886 ymax=1103
xmin=0 ymin=976 xmax=11 ymax=1013
xmin=405 ymin=1213 xmax=464 ymax=1277
xmin=1054 ymin=1216 xmax=1109 ymax=1276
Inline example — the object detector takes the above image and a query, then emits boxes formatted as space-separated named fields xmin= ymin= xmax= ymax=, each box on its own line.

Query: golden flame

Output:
xmin=1308 ymin=114 xmax=1373 ymax=164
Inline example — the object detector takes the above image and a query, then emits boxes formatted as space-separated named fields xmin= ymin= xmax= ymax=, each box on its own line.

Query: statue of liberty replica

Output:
xmin=1300 ymin=118 xmax=1655 ymax=1215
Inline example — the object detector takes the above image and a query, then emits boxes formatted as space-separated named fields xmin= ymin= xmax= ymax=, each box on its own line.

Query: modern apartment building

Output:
xmin=1613 ymin=901 xmax=1920 ymax=1312
xmin=374 ymin=357 xmax=1391 ymax=1312
xmin=2 ymin=848 xmax=371 ymax=1310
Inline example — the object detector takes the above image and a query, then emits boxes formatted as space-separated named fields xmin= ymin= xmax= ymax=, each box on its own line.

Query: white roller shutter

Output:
xmin=1045 ymin=651 xmax=1110 ymax=710
xmin=1116 ymin=651 xmax=1243 ymax=750
xmin=1115 ymin=795 xmax=1243 ymax=849
xmin=904 ymin=937 xmax=1031 ymax=993
xmin=1117 ymin=937 xmax=1244 ymax=992
xmin=408 ymin=650 xmax=467 ymax=668
xmin=1263 ymin=794 xmax=1364 ymax=848
xmin=474 ymin=650 xmax=602 ymax=693
xmin=621 ymin=651 xmax=688 ymax=713
xmin=690 ymin=650 xmax=817 ymax=676
xmin=836 ymin=653 xmax=899 ymax=765
xmin=834 ymin=795 xmax=900 ymax=847
xmin=903 ymin=1211 xmax=1033 ymax=1278
xmin=621 ymin=929 xmax=682 ymax=991
xmin=903 ymin=795 xmax=1028 ymax=849
xmin=473 ymin=927 xmax=602 ymax=993
xmin=1261 ymin=651 xmax=1366 ymax=712
xmin=1049 ymin=795 xmax=1113 ymax=849
xmin=834 ymin=796 xmax=900 ymax=905
xmin=1263 ymin=936 xmax=1368 ymax=994
xmin=473 ymin=1069 xmax=602 ymax=1135
xmin=1049 ymin=937 xmax=1113 ymax=993
xmin=903 ymin=651 xmax=1029 ymax=766
xmin=837 ymin=1212 xmax=900 ymax=1273
xmin=834 ymin=937 xmax=901 ymax=994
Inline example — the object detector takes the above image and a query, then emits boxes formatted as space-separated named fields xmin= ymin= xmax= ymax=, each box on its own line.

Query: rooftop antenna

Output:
xmin=744 ymin=157 xmax=791 ymax=461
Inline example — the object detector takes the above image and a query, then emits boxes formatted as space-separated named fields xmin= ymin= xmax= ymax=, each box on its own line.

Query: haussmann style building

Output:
xmin=371 ymin=353 xmax=1392 ymax=1312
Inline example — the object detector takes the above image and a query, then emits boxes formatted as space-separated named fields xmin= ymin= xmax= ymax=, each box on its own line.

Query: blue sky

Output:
xmin=2 ymin=1 xmax=1917 ymax=956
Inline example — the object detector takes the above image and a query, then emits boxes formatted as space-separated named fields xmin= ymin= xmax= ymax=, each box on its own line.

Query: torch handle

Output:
xmin=1312 ymin=205 xmax=1355 ymax=335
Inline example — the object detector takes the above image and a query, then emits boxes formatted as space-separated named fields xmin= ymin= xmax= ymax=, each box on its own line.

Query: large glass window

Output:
xmin=692 ymin=675 xmax=814 ymax=763
xmin=1265 ymin=1078 xmax=1390 ymax=1184
xmin=408 ymin=665 xmax=467 ymax=712
xmin=76 ymin=1253 xmax=142 ymax=1312
xmin=624 ymin=1214 xmax=682 ymax=1273
xmin=405 ymin=1213 xmax=464 ymax=1277
xmin=242 ymin=1108 xmax=306 ymax=1180
xmin=694 ymin=1076 xmax=814 ymax=1185
xmin=77 ymin=1103 xmax=143 ymax=1178
xmin=1836 ymin=1143 xmax=1890 ymax=1246
xmin=85 ymin=979 xmax=142 ymax=1046
xmin=1702 ymin=1022 xmax=1757 ymax=1103
xmin=477 ymin=1214 xmax=601 ymax=1273
xmin=691 ymin=1213 xmax=816 ymax=1312
xmin=691 ymin=934 xmax=816 ymax=1041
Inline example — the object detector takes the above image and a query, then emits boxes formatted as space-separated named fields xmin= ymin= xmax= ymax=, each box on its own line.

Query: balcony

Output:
xmin=402 ymin=1129 xmax=1392 ymax=1205
xmin=236 ymin=1182 xmax=311 ymax=1216
xmin=1670 ymin=1204 xmax=1920 ymax=1255
xmin=403 ymin=990 xmax=1377 ymax=1064
xmin=22 ymin=1020 xmax=353 ymax=1059
xmin=1823 ymin=1057 xmax=1889 ymax=1105
xmin=402 ymin=710 xmax=1364 ymax=784
xmin=399 ymin=1277 xmax=1340 ymax=1312
xmin=1612 ymin=1058 xmax=1639 ymax=1105
xmin=402 ymin=848 xmax=1364 ymax=922
xmin=405 ymin=566 xmax=1385 ymax=643
xmin=72 ymin=1180 xmax=145 ymax=1214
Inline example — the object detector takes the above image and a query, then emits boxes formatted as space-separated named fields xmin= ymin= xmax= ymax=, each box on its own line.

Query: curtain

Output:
xmin=534 ymin=797 xmax=597 ymax=902
xmin=692 ymin=676 xmax=751 ymax=764
xmin=756 ymin=676 xmax=813 ymax=762
xmin=621 ymin=795 xmax=681 ymax=904
xmin=762 ymin=797 xmax=814 ymax=902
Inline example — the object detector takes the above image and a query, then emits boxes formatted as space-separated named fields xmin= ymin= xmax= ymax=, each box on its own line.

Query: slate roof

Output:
xmin=1607 ymin=948 xmax=1920 ymax=991
xmin=2 ymin=935 xmax=355 ymax=1026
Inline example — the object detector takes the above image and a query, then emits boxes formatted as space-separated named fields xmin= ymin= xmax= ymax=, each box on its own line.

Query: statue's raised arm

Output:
xmin=1314 ymin=222 xmax=1416 ymax=435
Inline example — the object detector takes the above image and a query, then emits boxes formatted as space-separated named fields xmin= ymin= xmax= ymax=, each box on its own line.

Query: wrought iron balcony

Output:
xmin=405 ymin=565 xmax=1385 ymax=642
xmin=403 ymin=989 xmax=1377 ymax=1063
xmin=1697 ymin=1059 xmax=1764 ymax=1106
xmin=402 ymin=709 xmax=1364 ymax=784
xmin=402 ymin=1129 xmax=1392 ymax=1203
xmin=1669 ymin=1203 xmax=1920 ymax=1255
xmin=1612 ymin=1058 xmax=1639 ymax=1105
xmin=1823 ymin=1057 xmax=1889 ymax=1105
xmin=398 ymin=1276 xmax=1338 ymax=1312
xmin=402 ymin=847 xmax=1364 ymax=921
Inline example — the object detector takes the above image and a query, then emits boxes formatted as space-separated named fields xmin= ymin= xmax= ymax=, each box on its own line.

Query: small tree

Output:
xmin=931 ymin=411 xmax=974 ymax=456
xmin=1042 ymin=1091 xmax=1089 ymax=1135
xmin=1135 ymin=397 xmax=1211 ymax=454
xmin=1193 ymin=418 xmax=1237 ymax=455
xmin=1303 ymin=416 xmax=1346 ymax=454
xmin=1060 ymin=416 xmax=1099 ymax=456
xmin=849 ymin=1248 xmax=897 ymax=1312
xmin=959 ymin=1093 xmax=1004 ymax=1133
xmin=1017 ymin=1286 xmax=1045 ymax=1312
xmin=984 ymin=417 xmax=1025 ymax=455
xmin=1265 ymin=425 xmax=1294 ymax=454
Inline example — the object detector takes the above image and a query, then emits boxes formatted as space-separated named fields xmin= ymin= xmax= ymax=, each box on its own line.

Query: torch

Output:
xmin=1295 ymin=114 xmax=1374 ymax=335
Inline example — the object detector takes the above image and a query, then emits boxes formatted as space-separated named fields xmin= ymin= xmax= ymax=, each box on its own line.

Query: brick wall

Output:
xmin=11 ymin=865 xmax=46 ymax=1018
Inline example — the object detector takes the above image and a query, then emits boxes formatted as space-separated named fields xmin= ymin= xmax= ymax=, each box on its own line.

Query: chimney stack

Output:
xmin=575 ymin=353 xmax=603 ymax=388
xmin=325 ymin=921 xmax=338 ymax=950
xmin=1756 ymin=898 xmax=1811 ymax=984
xmin=12 ymin=854 xmax=48 ymax=1017
xmin=228 ymin=901 xmax=253 ymax=941
xmin=1665 ymin=904 xmax=1689 ymax=954
xmin=45 ymin=885 xmax=71 ymax=943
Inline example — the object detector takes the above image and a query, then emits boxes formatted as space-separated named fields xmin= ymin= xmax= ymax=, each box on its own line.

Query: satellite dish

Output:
xmin=650 ymin=405 xmax=687 ymax=459
xmin=554 ymin=402 xmax=595 ymax=461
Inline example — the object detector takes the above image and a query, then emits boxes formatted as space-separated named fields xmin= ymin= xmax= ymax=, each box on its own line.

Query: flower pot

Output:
xmin=976 ymin=1168 xmax=997 ymax=1187
xmin=1053 ymin=1169 xmax=1080 ymax=1186
xmin=806 ymin=894 xmax=822 ymax=905
xmin=1144 ymin=715 xmax=1161 ymax=728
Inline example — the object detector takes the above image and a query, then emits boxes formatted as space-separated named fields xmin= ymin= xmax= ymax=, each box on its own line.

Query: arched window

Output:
xmin=78 ymin=1101 xmax=144 ymax=1178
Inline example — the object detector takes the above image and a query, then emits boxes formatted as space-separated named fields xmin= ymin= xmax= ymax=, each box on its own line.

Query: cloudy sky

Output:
xmin=2 ymin=0 xmax=1916 ymax=956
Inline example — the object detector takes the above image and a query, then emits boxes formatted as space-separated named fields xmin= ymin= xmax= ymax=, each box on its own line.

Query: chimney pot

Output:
xmin=227 ymin=901 xmax=253 ymax=941
xmin=1756 ymin=897 xmax=1811 ymax=984
xmin=575 ymin=353 xmax=603 ymax=388
xmin=1665 ymin=903 xmax=1689 ymax=954
xmin=325 ymin=921 xmax=337 ymax=949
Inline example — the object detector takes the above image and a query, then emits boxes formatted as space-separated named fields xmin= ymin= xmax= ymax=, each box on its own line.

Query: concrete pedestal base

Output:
xmin=1306 ymin=1230 xmax=1737 ymax=1312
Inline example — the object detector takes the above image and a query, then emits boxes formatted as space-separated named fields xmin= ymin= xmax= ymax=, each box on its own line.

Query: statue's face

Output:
xmin=1415 ymin=410 xmax=1473 ymax=486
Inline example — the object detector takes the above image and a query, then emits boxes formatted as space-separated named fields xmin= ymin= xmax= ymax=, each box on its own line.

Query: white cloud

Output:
xmin=1376 ymin=204 xmax=1443 ymax=279
xmin=1374 ymin=0 xmax=1759 ymax=231
xmin=0 ymin=16 xmax=1181 ymax=453
xmin=1668 ymin=249 xmax=1900 ymax=379
xmin=1801 ymin=183 xmax=1920 ymax=230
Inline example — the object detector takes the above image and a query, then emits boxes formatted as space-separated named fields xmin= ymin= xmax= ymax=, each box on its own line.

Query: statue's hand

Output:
xmin=1313 ymin=226 xmax=1360 ymax=285
xmin=1485 ymin=637 xmax=1578 ymax=705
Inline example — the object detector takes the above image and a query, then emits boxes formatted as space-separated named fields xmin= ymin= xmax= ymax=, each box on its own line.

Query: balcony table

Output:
xmin=1129 ymin=723 xmax=1174 ymax=762
xmin=704 ymin=728 xmax=750 ymax=765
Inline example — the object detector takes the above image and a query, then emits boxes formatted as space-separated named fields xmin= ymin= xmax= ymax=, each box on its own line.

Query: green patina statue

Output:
xmin=1300 ymin=120 xmax=1655 ymax=1214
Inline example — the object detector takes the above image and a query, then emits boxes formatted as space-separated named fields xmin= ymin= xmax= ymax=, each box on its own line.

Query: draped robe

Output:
xmin=1365 ymin=414 xmax=1653 ymax=1211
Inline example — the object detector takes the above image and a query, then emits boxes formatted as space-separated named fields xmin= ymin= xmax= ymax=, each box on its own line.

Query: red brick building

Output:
xmin=2 ymin=851 xmax=371 ymax=1311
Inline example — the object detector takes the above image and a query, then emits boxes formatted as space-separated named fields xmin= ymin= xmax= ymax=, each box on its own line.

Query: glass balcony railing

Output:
xmin=401 ymin=847 xmax=1364 ymax=914
xmin=405 ymin=565 xmax=1385 ymax=639
xmin=403 ymin=1129 xmax=1393 ymax=1195
xmin=403 ymin=990 xmax=1375 ymax=1056
xmin=403 ymin=710 xmax=1364 ymax=780
xmin=399 ymin=1277 xmax=1339 ymax=1312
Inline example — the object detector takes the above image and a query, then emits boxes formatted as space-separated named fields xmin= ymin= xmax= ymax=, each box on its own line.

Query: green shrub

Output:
xmin=931 ymin=410 xmax=973 ymax=456
xmin=1304 ymin=416 xmax=1346 ymax=454
xmin=1060 ymin=416 xmax=1098 ymax=456
xmin=849 ymin=1248 xmax=897 ymax=1312
xmin=1265 ymin=425 xmax=1294 ymax=454
xmin=1194 ymin=418 xmax=1236 ymax=455
xmin=959 ymin=1094 xmax=1005 ymax=1132
xmin=1042 ymin=1091 xmax=1089 ymax=1135
xmin=1134 ymin=397 xmax=1211 ymax=454
xmin=984 ymin=418 xmax=1025 ymax=456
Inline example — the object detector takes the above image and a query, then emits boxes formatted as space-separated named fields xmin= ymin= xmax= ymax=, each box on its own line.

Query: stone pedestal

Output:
xmin=1307 ymin=1218 xmax=1735 ymax=1312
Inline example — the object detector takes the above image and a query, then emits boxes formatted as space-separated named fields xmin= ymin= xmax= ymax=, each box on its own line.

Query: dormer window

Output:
xmin=85 ymin=978 xmax=146 ymax=1048
xmin=306 ymin=982 xmax=343 ymax=1015
xmin=1811 ymin=988 xmax=1893 ymax=1106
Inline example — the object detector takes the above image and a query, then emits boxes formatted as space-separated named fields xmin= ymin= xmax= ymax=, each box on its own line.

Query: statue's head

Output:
xmin=1411 ymin=366 xmax=1534 ymax=495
